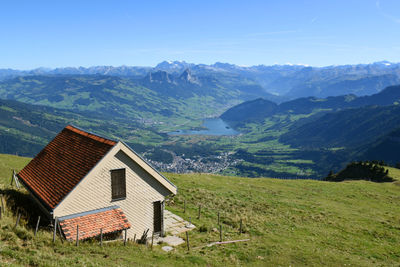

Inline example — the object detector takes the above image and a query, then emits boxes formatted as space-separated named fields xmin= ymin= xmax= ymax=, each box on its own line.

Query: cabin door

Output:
xmin=153 ymin=201 xmax=163 ymax=236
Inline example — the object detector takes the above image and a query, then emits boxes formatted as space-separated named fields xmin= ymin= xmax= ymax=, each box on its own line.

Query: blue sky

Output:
xmin=1 ymin=0 xmax=400 ymax=69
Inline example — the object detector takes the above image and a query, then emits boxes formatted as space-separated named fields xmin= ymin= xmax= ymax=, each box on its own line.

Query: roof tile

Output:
xmin=59 ymin=207 xmax=130 ymax=241
xmin=17 ymin=125 xmax=117 ymax=209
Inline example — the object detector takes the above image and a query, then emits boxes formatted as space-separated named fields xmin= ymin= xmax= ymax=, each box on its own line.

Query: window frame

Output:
xmin=110 ymin=168 xmax=126 ymax=200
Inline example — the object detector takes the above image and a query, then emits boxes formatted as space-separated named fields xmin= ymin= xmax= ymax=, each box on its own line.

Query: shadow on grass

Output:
xmin=1 ymin=188 xmax=128 ymax=243
xmin=1 ymin=188 xmax=52 ymax=229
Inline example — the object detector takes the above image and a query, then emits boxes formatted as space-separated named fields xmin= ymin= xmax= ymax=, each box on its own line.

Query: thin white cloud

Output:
xmin=376 ymin=0 xmax=400 ymax=24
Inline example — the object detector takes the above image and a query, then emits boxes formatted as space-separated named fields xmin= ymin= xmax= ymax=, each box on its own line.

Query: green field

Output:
xmin=1 ymin=154 xmax=400 ymax=266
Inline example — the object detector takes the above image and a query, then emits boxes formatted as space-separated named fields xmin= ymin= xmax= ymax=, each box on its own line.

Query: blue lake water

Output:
xmin=169 ymin=118 xmax=239 ymax=136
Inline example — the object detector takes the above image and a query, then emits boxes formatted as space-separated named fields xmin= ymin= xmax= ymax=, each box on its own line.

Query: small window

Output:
xmin=111 ymin=169 xmax=126 ymax=200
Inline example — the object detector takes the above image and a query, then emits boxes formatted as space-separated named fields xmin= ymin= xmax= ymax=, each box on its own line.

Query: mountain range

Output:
xmin=2 ymin=60 xmax=400 ymax=100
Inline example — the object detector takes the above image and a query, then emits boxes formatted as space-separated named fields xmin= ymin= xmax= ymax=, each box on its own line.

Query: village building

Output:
xmin=17 ymin=125 xmax=177 ymax=241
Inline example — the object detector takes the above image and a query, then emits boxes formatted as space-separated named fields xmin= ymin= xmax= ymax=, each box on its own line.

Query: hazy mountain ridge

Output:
xmin=0 ymin=66 xmax=152 ymax=80
xmin=140 ymin=60 xmax=400 ymax=99
xmin=2 ymin=61 xmax=400 ymax=99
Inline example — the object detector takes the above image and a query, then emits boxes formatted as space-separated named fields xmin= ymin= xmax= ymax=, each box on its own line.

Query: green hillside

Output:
xmin=385 ymin=166 xmax=400 ymax=181
xmin=221 ymin=84 xmax=400 ymax=126
xmin=0 ymin=74 xmax=272 ymax=132
xmin=220 ymin=98 xmax=278 ymax=126
xmin=280 ymin=105 xmax=400 ymax=149
xmin=359 ymin=128 xmax=400 ymax=165
xmin=1 ymin=154 xmax=400 ymax=266
xmin=0 ymin=99 xmax=166 ymax=157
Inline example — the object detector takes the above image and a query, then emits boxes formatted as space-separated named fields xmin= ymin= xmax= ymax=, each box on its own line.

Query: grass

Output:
xmin=1 ymin=154 xmax=400 ymax=266
xmin=386 ymin=166 xmax=400 ymax=180
xmin=0 ymin=154 xmax=31 ymax=185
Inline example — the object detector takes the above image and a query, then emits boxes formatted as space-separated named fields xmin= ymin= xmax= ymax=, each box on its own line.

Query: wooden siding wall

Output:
xmin=53 ymin=144 xmax=171 ymax=238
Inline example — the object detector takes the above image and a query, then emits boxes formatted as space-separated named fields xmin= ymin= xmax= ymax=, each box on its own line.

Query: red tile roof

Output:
xmin=17 ymin=125 xmax=117 ymax=210
xmin=59 ymin=206 xmax=130 ymax=241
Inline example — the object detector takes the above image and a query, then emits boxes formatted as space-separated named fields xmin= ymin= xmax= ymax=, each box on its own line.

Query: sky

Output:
xmin=1 ymin=0 xmax=400 ymax=69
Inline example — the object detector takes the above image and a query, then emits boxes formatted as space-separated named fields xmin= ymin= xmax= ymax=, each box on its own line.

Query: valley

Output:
xmin=0 ymin=61 xmax=400 ymax=179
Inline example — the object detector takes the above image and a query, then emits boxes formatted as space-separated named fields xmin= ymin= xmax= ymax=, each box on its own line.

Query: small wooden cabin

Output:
xmin=17 ymin=125 xmax=177 ymax=241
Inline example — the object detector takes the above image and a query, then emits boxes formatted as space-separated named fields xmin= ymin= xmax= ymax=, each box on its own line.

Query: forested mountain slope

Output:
xmin=279 ymin=105 xmax=400 ymax=149
xmin=221 ymin=85 xmax=400 ymax=125
xmin=0 ymin=99 xmax=163 ymax=157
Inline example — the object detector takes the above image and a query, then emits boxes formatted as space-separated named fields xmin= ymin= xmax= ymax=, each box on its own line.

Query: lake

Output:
xmin=169 ymin=118 xmax=239 ymax=136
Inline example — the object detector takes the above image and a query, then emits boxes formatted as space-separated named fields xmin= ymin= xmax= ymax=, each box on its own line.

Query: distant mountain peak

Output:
xmin=212 ymin=62 xmax=236 ymax=68
xmin=179 ymin=68 xmax=199 ymax=84
xmin=155 ymin=61 xmax=194 ymax=72
xmin=373 ymin=60 xmax=394 ymax=66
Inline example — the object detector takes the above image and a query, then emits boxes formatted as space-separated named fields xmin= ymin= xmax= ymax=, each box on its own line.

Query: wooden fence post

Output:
xmin=10 ymin=170 xmax=20 ymax=188
xmin=133 ymin=233 xmax=136 ymax=243
xmin=10 ymin=171 xmax=14 ymax=186
xmin=1 ymin=195 xmax=5 ymax=216
xmin=186 ymin=231 xmax=190 ymax=251
xmin=217 ymin=211 xmax=220 ymax=225
xmin=198 ymin=205 xmax=201 ymax=219
xmin=14 ymin=170 xmax=20 ymax=189
xmin=151 ymin=232 xmax=154 ymax=250
xmin=100 ymin=228 xmax=103 ymax=247
xmin=34 ymin=216 xmax=40 ymax=237
xmin=57 ymin=221 xmax=64 ymax=243
xmin=76 ymin=225 xmax=79 ymax=246
xmin=0 ymin=195 xmax=4 ymax=215
xmin=219 ymin=224 xmax=222 ymax=242
xmin=124 ymin=229 xmax=127 ymax=246
xmin=15 ymin=212 xmax=21 ymax=228
xmin=239 ymin=219 xmax=243 ymax=234
xmin=53 ymin=217 xmax=57 ymax=243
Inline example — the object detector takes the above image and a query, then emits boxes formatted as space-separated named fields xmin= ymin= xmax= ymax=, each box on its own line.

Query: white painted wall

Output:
xmin=53 ymin=142 xmax=173 ymax=238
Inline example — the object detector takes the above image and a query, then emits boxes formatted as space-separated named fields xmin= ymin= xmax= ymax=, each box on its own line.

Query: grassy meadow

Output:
xmin=0 ymin=154 xmax=400 ymax=266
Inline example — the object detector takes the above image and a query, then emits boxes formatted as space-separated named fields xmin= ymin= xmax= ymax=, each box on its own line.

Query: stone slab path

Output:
xmin=154 ymin=210 xmax=195 ymax=247
xmin=164 ymin=210 xmax=195 ymax=235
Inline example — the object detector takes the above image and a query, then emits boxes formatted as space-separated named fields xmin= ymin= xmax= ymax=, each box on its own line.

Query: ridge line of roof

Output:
xmin=120 ymin=141 xmax=177 ymax=190
xmin=66 ymin=124 xmax=117 ymax=146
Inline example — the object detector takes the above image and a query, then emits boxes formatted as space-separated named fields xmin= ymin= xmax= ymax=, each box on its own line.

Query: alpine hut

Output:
xmin=17 ymin=125 xmax=177 ymax=241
